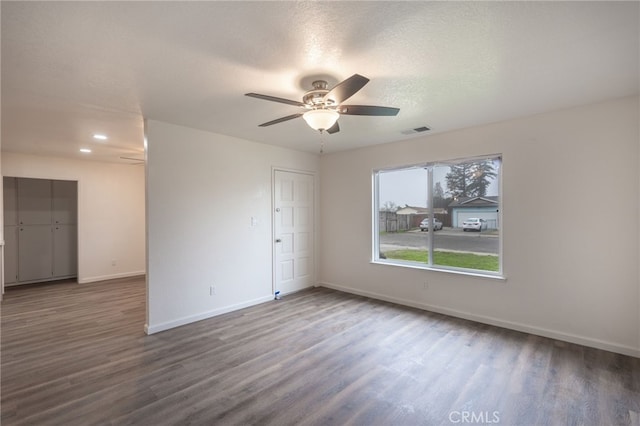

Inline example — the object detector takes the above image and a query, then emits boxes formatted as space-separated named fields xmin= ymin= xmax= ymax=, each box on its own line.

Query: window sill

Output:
xmin=371 ymin=259 xmax=506 ymax=281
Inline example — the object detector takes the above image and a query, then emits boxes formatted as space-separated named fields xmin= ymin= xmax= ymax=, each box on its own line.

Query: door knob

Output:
xmin=275 ymin=239 xmax=282 ymax=243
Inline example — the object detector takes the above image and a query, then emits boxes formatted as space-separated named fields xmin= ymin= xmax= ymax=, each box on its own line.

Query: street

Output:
xmin=379 ymin=228 xmax=499 ymax=254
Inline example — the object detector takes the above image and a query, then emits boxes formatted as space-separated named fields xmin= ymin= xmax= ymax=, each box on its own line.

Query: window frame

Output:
xmin=372 ymin=154 xmax=503 ymax=279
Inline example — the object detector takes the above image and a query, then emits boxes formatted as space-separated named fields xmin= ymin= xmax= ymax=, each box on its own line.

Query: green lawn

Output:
xmin=384 ymin=249 xmax=499 ymax=272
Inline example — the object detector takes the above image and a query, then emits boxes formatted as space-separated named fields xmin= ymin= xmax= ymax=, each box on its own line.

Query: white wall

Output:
xmin=1 ymin=152 xmax=146 ymax=283
xmin=145 ymin=120 xmax=319 ymax=333
xmin=320 ymin=96 xmax=640 ymax=357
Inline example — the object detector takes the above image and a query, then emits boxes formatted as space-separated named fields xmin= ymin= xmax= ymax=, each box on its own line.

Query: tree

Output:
xmin=445 ymin=160 xmax=496 ymax=198
xmin=467 ymin=161 xmax=497 ymax=196
xmin=381 ymin=201 xmax=398 ymax=212
xmin=432 ymin=182 xmax=450 ymax=209
xmin=445 ymin=163 xmax=472 ymax=198
xmin=433 ymin=182 xmax=444 ymax=199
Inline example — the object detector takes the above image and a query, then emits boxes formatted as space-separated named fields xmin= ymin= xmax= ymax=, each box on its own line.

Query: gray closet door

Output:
xmin=52 ymin=180 xmax=77 ymax=225
xmin=53 ymin=225 xmax=77 ymax=277
xmin=5 ymin=177 xmax=78 ymax=284
xmin=4 ymin=226 xmax=18 ymax=284
xmin=4 ymin=177 xmax=18 ymax=226
xmin=18 ymin=178 xmax=52 ymax=225
xmin=4 ymin=177 xmax=18 ymax=284
xmin=18 ymin=225 xmax=53 ymax=282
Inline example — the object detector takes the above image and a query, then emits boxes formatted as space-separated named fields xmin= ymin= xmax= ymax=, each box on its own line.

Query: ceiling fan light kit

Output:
xmin=245 ymin=74 xmax=399 ymax=134
xmin=302 ymin=109 xmax=339 ymax=131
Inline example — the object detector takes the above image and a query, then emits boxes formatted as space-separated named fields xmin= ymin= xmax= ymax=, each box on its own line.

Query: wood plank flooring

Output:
xmin=1 ymin=276 xmax=639 ymax=425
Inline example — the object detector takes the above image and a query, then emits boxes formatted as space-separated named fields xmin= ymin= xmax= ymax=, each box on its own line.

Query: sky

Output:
xmin=379 ymin=168 xmax=429 ymax=208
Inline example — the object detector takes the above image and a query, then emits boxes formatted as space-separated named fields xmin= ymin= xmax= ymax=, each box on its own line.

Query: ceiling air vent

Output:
xmin=401 ymin=126 xmax=431 ymax=135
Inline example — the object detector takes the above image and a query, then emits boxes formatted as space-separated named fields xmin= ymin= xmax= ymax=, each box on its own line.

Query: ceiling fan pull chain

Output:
xmin=319 ymin=131 xmax=325 ymax=155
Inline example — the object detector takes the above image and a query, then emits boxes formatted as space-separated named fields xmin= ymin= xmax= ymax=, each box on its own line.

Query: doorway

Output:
xmin=3 ymin=177 xmax=78 ymax=286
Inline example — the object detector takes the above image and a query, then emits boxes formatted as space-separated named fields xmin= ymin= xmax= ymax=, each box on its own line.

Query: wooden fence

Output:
xmin=379 ymin=212 xmax=450 ymax=232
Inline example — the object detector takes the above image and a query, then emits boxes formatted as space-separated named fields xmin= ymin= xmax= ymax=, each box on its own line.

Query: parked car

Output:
xmin=462 ymin=217 xmax=487 ymax=232
xmin=420 ymin=218 xmax=443 ymax=231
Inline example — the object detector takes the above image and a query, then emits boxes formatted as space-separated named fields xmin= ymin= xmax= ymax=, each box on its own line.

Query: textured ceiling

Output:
xmin=1 ymin=1 xmax=638 ymax=162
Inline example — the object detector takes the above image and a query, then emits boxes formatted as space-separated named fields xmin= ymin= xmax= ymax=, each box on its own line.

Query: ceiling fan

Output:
xmin=245 ymin=74 xmax=399 ymax=134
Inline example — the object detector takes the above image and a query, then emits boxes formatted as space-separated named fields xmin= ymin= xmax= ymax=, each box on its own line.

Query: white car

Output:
xmin=462 ymin=218 xmax=487 ymax=232
xmin=420 ymin=218 xmax=443 ymax=231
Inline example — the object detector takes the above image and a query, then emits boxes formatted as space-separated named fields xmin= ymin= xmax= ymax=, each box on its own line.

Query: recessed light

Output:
xmin=80 ymin=148 xmax=92 ymax=153
xmin=93 ymin=134 xmax=108 ymax=140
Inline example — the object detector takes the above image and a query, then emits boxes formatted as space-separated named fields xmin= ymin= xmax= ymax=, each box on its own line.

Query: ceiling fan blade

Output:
xmin=245 ymin=93 xmax=305 ymax=107
xmin=326 ymin=121 xmax=340 ymax=134
xmin=258 ymin=113 xmax=304 ymax=127
xmin=337 ymin=105 xmax=400 ymax=116
xmin=325 ymin=74 xmax=370 ymax=104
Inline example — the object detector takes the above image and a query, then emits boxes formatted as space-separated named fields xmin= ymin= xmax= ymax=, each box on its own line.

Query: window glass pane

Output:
xmin=377 ymin=167 xmax=429 ymax=265
xmin=433 ymin=158 xmax=500 ymax=272
xmin=374 ymin=155 xmax=501 ymax=276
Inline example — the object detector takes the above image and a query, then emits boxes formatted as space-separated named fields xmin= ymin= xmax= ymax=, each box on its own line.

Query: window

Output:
xmin=374 ymin=155 xmax=501 ymax=276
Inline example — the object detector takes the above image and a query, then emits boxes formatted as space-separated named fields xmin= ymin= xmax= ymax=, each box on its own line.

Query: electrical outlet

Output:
xmin=112 ymin=259 xmax=117 ymax=267
xmin=423 ymin=281 xmax=429 ymax=290
xmin=210 ymin=285 xmax=216 ymax=296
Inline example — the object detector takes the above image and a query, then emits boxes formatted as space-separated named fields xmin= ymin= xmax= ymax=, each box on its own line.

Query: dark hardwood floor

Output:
xmin=1 ymin=276 xmax=639 ymax=425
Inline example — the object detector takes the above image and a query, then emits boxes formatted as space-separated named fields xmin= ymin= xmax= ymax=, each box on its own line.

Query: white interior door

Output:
xmin=274 ymin=170 xmax=314 ymax=295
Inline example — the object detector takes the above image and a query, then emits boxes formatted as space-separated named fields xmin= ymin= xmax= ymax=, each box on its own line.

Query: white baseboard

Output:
xmin=78 ymin=270 xmax=146 ymax=284
xmin=145 ymin=294 xmax=275 ymax=335
xmin=319 ymin=281 xmax=640 ymax=359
